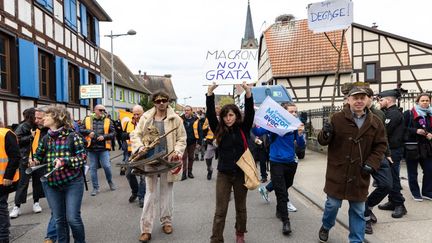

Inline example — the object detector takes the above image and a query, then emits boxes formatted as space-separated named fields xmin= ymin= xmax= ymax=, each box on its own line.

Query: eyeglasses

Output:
xmin=154 ymin=99 xmax=168 ymax=104
xmin=98 ymin=109 xmax=106 ymax=112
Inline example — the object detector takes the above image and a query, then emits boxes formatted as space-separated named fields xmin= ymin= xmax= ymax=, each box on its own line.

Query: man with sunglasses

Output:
xmin=131 ymin=91 xmax=186 ymax=243
xmin=80 ymin=104 xmax=116 ymax=196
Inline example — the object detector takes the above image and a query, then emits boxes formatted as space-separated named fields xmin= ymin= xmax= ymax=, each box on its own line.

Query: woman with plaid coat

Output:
xmin=32 ymin=106 xmax=87 ymax=243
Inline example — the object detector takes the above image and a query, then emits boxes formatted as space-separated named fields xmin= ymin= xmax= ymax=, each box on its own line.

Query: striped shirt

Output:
xmin=34 ymin=128 xmax=87 ymax=187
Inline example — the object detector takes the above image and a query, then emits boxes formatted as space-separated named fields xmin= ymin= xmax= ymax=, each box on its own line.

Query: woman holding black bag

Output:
xmin=403 ymin=93 xmax=432 ymax=201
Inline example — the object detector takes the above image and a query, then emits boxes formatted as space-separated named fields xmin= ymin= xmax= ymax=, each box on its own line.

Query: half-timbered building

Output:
xmin=0 ymin=0 xmax=111 ymax=126
xmin=258 ymin=18 xmax=432 ymax=110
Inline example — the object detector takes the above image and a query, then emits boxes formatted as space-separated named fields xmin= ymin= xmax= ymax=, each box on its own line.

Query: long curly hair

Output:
xmin=215 ymin=104 xmax=242 ymax=145
xmin=45 ymin=106 xmax=73 ymax=129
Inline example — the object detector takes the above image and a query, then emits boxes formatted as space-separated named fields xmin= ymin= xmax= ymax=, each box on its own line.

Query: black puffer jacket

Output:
xmin=14 ymin=121 xmax=35 ymax=167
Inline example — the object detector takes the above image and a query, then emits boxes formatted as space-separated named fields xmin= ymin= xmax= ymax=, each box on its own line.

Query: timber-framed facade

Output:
xmin=0 ymin=0 xmax=111 ymax=126
xmin=258 ymin=19 xmax=432 ymax=110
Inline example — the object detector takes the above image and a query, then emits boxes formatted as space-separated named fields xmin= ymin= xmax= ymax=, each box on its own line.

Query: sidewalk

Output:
xmin=293 ymin=149 xmax=432 ymax=243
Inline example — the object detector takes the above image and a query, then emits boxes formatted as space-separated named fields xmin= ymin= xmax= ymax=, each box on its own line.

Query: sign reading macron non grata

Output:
xmin=79 ymin=84 xmax=103 ymax=99
xmin=204 ymin=49 xmax=258 ymax=85
xmin=307 ymin=0 xmax=353 ymax=33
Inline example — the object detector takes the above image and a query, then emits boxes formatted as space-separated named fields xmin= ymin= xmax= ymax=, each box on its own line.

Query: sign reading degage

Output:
xmin=204 ymin=49 xmax=258 ymax=85
xmin=79 ymin=84 xmax=103 ymax=99
xmin=307 ymin=0 xmax=353 ymax=33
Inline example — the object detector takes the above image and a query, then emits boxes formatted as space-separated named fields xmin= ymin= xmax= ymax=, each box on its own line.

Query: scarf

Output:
xmin=48 ymin=127 xmax=64 ymax=138
xmin=414 ymin=104 xmax=432 ymax=117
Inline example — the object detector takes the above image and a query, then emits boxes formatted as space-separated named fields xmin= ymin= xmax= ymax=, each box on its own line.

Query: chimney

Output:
xmin=275 ymin=14 xmax=295 ymax=24
xmin=371 ymin=22 xmax=378 ymax=29
xmin=164 ymin=74 xmax=172 ymax=78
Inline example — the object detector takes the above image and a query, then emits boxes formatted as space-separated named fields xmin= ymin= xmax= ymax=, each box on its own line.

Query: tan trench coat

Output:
xmin=130 ymin=106 xmax=186 ymax=182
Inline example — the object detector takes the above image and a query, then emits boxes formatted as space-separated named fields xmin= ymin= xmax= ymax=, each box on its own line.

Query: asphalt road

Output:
xmin=9 ymin=154 xmax=350 ymax=243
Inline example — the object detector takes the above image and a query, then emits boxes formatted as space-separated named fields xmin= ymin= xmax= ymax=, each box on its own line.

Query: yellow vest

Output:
xmin=122 ymin=121 xmax=135 ymax=152
xmin=202 ymin=119 xmax=214 ymax=140
xmin=0 ymin=128 xmax=20 ymax=185
xmin=30 ymin=128 xmax=41 ymax=155
xmin=84 ymin=116 xmax=112 ymax=149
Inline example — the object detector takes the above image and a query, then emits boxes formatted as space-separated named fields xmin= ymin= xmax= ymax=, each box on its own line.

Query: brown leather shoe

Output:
xmin=139 ymin=233 xmax=151 ymax=242
xmin=162 ymin=224 xmax=173 ymax=234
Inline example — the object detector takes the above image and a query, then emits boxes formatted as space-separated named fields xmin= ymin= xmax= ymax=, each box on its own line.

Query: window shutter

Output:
xmin=55 ymin=56 xmax=68 ymax=102
xmin=46 ymin=0 xmax=53 ymax=12
xmin=96 ymin=74 xmax=102 ymax=104
xmin=94 ymin=17 xmax=100 ymax=46
xmin=80 ymin=3 xmax=87 ymax=38
xmin=70 ymin=0 xmax=77 ymax=29
xmin=19 ymin=38 xmax=39 ymax=98
xmin=79 ymin=67 xmax=89 ymax=106
xmin=64 ymin=0 xmax=71 ymax=26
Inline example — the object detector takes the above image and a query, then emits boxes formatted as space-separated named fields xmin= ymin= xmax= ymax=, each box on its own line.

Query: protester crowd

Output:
xmin=0 ymin=84 xmax=431 ymax=243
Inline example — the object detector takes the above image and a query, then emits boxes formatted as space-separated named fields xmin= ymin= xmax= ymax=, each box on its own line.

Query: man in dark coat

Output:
xmin=317 ymin=88 xmax=387 ymax=243
xmin=376 ymin=90 xmax=407 ymax=217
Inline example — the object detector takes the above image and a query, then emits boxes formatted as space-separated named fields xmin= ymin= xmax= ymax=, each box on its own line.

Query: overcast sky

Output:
xmin=97 ymin=0 xmax=432 ymax=107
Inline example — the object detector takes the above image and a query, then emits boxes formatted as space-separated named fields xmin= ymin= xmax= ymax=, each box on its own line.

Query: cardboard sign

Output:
xmin=254 ymin=96 xmax=302 ymax=136
xmin=308 ymin=0 xmax=353 ymax=33
xmin=204 ymin=49 xmax=258 ymax=84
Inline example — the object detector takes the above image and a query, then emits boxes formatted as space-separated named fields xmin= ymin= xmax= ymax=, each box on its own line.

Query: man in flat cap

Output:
xmin=376 ymin=90 xmax=407 ymax=218
xmin=317 ymin=87 xmax=387 ymax=243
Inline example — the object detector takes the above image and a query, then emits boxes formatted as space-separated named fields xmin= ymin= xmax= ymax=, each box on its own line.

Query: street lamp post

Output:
xmin=104 ymin=29 xmax=137 ymax=119
xmin=183 ymin=96 xmax=192 ymax=106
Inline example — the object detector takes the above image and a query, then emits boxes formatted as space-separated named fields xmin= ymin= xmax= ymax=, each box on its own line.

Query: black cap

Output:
xmin=378 ymin=89 xmax=401 ymax=98
xmin=348 ymin=87 xmax=368 ymax=96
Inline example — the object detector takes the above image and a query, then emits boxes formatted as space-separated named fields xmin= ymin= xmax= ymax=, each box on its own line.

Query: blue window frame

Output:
xmin=35 ymin=0 xmax=53 ymax=12
xmin=64 ymin=0 xmax=77 ymax=30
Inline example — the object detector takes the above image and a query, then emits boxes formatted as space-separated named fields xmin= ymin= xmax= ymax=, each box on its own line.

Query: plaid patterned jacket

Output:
xmin=34 ymin=128 xmax=87 ymax=187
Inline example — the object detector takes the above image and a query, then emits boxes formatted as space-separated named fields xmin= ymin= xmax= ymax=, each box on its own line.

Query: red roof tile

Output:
xmin=263 ymin=19 xmax=352 ymax=77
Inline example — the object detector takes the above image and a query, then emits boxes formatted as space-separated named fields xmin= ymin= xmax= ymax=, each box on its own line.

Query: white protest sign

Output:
xmin=307 ymin=0 xmax=353 ymax=33
xmin=204 ymin=49 xmax=258 ymax=85
xmin=254 ymin=96 xmax=302 ymax=136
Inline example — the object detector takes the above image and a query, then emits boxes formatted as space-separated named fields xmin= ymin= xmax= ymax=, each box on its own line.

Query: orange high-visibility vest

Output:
xmin=0 ymin=128 xmax=20 ymax=185
xmin=30 ymin=128 xmax=41 ymax=155
xmin=122 ymin=121 xmax=135 ymax=152
xmin=84 ymin=116 xmax=111 ymax=149
xmin=202 ymin=118 xmax=214 ymax=140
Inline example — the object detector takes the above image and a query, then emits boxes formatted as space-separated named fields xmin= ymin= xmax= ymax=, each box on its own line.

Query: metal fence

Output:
xmin=303 ymin=91 xmax=432 ymax=139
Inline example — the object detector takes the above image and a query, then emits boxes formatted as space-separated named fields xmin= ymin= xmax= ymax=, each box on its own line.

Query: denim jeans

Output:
xmin=0 ymin=194 xmax=10 ymax=241
xmin=88 ymin=150 xmax=113 ymax=190
xmin=126 ymin=166 xmax=146 ymax=199
xmin=406 ymin=156 xmax=432 ymax=198
xmin=322 ymin=196 xmax=365 ymax=243
xmin=41 ymin=180 xmax=57 ymax=241
xmin=43 ymin=176 xmax=86 ymax=243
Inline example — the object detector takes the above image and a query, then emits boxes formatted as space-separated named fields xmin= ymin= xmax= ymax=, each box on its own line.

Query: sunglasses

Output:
xmin=98 ymin=109 xmax=106 ymax=112
xmin=154 ymin=99 xmax=168 ymax=104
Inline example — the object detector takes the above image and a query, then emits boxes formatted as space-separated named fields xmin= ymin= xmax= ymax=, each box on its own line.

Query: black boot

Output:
xmin=188 ymin=171 xmax=194 ymax=178
xmin=391 ymin=205 xmax=407 ymax=218
xmin=365 ymin=220 xmax=373 ymax=234
xmin=282 ymin=220 xmax=291 ymax=235
xmin=378 ymin=201 xmax=395 ymax=211
xmin=207 ymin=170 xmax=213 ymax=180
xmin=181 ymin=172 xmax=187 ymax=181
xmin=370 ymin=210 xmax=377 ymax=224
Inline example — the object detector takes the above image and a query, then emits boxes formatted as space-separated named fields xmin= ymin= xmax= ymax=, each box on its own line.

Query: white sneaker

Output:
xmin=258 ymin=186 xmax=269 ymax=203
xmin=287 ymin=201 xmax=297 ymax=212
xmin=9 ymin=206 xmax=20 ymax=218
xmin=33 ymin=202 xmax=42 ymax=213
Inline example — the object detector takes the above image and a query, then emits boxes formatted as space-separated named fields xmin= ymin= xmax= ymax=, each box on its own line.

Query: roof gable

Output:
xmin=262 ymin=19 xmax=352 ymax=77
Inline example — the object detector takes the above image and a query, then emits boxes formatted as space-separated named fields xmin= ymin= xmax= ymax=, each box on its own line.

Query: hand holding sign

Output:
xmin=241 ymin=81 xmax=252 ymax=98
xmin=207 ymin=82 xmax=218 ymax=96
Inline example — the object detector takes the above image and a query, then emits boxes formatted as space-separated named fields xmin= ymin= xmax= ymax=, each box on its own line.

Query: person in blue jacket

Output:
xmin=253 ymin=102 xmax=305 ymax=236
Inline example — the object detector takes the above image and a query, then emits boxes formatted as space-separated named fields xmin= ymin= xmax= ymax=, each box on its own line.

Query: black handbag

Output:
xmin=404 ymin=142 xmax=419 ymax=160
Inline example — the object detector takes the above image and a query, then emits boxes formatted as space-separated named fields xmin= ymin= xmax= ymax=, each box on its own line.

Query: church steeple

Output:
xmin=241 ymin=0 xmax=258 ymax=49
